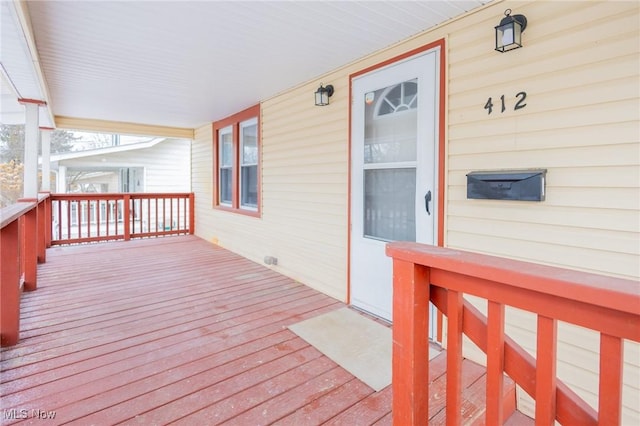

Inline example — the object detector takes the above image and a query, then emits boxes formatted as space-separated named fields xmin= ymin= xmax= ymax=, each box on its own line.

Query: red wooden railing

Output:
xmin=386 ymin=242 xmax=639 ymax=425
xmin=50 ymin=193 xmax=194 ymax=245
xmin=0 ymin=193 xmax=51 ymax=347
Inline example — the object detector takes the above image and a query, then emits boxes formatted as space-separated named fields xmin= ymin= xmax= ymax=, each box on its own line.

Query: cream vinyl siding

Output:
xmin=192 ymin=91 xmax=350 ymax=301
xmin=262 ymin=84 xmax=349 ymax=300
xmin=191 ymin=0 xmax=639 ymax=421
xmin=442 ymin=1 xmax=639 ymax=422
xmin=446 ymin=2 xmax=639 ymax=278
xmin=191 ymin=126 xmax=214 ymax=234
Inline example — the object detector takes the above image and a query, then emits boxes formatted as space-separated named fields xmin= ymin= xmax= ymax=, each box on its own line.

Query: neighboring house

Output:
xmin=48 ymin=137 xmax=191 ymax=193
xmin=44 ymin=138 xmax=190 ymax=240
xmin=191 ymin=1 xmax=639 ymax=422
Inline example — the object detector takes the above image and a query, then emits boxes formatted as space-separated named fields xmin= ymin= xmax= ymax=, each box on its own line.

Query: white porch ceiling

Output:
xmin=1 ymin=1 xmax=53 ymax=127
xmin=12 ymin=1 xmax=489 ymax=131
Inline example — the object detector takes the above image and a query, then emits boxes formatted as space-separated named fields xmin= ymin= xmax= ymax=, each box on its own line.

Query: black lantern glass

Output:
xmin=495 ymin=9 xmax=527 ymax=53
xmin=314 ymin=84 xmax=334 ymax=106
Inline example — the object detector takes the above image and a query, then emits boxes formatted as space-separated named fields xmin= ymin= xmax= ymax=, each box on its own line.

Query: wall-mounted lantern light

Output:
xmin=495 ymin=9 xmax=527 ymax=53
xmin=314 ymin=84 xmax=334 ymax=106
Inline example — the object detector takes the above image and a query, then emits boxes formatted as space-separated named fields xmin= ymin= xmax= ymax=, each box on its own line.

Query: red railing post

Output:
xmin=599 ymin=334 xmax=623 ymax=424
xmin=20 ymin=199 xmax=38 ymax=292
xmin=446 ymin=289 xmax=463 ymax=424
xmin=536 ymin=315 xmax=557 ymax=425
xmin=44 ymin=194 xmax=52 ymax=248
xmin=67 ymin=198 xmax=72 ymax=241
xmin=487 ymin=300 xmax=506 ymax=424
xmin=189 ymin=192 xmax=195 ymax=235
xmin=123 ymin=194 xmax=131 ymax=241
xmin=0 ymin=219 xmax=21 ymax=346
xmin=392 ymin=259 xmax=430 ymax=426
xmin=37 ymin=196 xmax=46 ymax=263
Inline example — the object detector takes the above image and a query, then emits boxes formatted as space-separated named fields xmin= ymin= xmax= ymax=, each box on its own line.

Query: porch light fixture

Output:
xmin=314 ymin=84 xmax=334 ymax=106
xmin=495 ymin=9 xmax=528 ymax=53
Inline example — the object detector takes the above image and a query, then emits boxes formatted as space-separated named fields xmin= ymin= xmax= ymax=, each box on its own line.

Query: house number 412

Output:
xmin=484 ymin=91 xmax=527 ymax=114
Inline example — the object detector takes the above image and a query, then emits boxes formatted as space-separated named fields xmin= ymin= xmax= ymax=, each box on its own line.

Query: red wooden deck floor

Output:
xmin=1 ymin=235 xmax=507 ymax=425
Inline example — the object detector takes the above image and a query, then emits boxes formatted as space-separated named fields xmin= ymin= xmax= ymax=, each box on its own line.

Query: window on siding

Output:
xmin=213 ymin=105 xmax=260 ymax=215
xmin=218 ymin=126 xmax=233 ymax=206
xmin=240 ymin=118 xmax=258 ymax=210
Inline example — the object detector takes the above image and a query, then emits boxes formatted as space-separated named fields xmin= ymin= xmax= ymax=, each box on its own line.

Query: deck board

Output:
xmin=0 ymin=235 xmax=504 ymax=425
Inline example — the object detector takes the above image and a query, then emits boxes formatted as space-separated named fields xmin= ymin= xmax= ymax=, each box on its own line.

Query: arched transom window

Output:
xmin=374 ymin=79 xmax=418 ymax=117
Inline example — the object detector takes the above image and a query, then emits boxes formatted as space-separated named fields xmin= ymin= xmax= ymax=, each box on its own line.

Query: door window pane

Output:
xmin=375 ymin=80 xmax=418 ymax=116
xmin=364 ymin=79 xmax=418 ymax=164
xmin=364 ymin=168 xmax=416 ymax=242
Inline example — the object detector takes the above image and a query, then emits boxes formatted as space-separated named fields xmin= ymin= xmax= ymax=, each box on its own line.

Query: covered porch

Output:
xmin=2 ymin=1 xmax=639 ymax=424
xmin=0 ymin=234 xmax=524 ymax=425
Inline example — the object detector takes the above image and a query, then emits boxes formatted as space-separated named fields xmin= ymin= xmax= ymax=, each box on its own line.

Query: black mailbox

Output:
xmin=466 ymin=169 xmax=546 ymax=201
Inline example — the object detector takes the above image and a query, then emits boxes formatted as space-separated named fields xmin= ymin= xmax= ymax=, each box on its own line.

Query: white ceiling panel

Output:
xmin=22 ymin=1 xmax=489 ymax=130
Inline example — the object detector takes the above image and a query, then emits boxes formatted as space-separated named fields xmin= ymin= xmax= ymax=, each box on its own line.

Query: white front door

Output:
xmin=350 ymin=50 xmax=439 ymax=322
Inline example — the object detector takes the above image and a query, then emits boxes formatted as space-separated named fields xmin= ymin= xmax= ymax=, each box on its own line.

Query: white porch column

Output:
xmin=57 ymin=165 xmax=67 ymax=193
xmin=22 ymin=102 xmax=40 ymax=199
xmin=40 ymin=128 xmax=53 ymax=192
